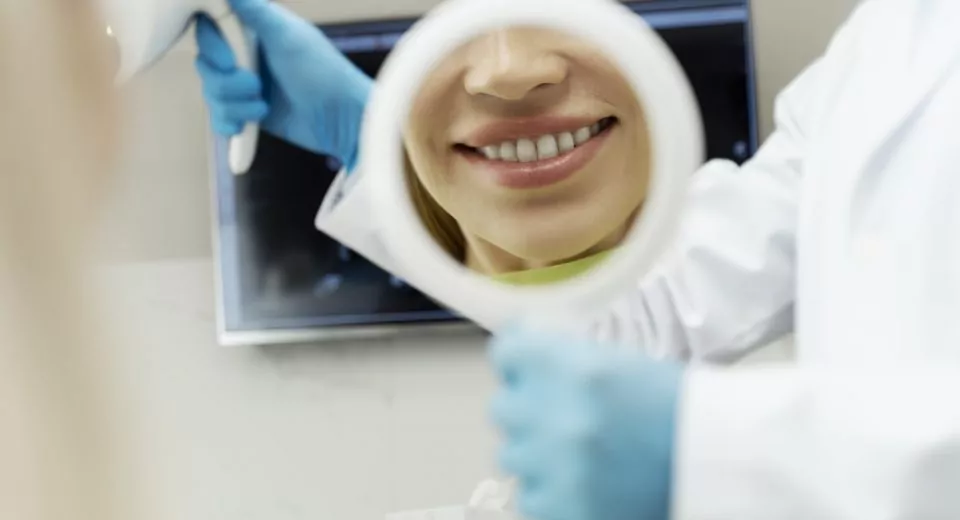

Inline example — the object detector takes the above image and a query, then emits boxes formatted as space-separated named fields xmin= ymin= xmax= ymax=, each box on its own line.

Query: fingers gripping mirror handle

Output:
xmin=219 ymin=14 xmax=260 ymax=175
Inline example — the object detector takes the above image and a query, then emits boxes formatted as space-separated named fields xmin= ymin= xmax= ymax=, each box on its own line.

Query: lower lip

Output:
xmin=459 ymin=126 xmax=615 ymax=189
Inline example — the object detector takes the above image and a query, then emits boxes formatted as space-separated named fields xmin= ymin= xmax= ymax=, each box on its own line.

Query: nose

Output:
xmin=464 ymin=29 xmax=568 ymax=101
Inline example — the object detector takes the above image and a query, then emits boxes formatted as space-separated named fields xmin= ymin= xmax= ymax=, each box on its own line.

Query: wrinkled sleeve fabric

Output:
xmin=587 ymin=2 xmax=869 ymax=361
xmin=587 ymin=78 xmax=810 ymax=360
xmin=314 ymin=167 xmax=408 ymax=280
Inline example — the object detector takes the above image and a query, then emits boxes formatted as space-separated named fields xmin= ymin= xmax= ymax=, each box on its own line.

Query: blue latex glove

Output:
xmin=194 ymin=0 xmax=372 ymax=172
xmin=489 ymin=326 xmax=683 ymax=520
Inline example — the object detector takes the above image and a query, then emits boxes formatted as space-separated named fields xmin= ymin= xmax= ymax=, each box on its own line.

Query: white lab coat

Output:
xmin=317 ymin=0 xmax=960 ymax=517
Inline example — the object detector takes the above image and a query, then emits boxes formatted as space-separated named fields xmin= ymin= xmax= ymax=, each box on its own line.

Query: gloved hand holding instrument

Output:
xmin=195 ymin=0 xmax=372 ymax=172
xmin=101 ymin=0 xmax=270 ymax=173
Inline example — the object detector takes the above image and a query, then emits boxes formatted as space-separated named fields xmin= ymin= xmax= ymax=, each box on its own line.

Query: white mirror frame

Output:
xmin=364 ymin=0 xmax=704 ymax=332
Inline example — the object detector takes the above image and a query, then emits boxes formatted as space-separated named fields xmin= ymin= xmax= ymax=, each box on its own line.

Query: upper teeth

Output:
xmin=480 ymin=121 xmax=606 ymax=162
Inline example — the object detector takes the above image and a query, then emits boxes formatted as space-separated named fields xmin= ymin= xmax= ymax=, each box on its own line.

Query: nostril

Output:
xmin=464 ymin=62 xmax=567 ymax=100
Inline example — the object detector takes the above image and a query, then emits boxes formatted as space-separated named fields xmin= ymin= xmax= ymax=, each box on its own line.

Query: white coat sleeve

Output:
xmin=589 ymin=4 xmax=870 ymax=361
xmin=314 ymin=165 xmax=408 ymax=281
xmin=674 ymin=365 xmax=960 ymax=519
xmin=589 ymin=74 xmax=811 ymax=360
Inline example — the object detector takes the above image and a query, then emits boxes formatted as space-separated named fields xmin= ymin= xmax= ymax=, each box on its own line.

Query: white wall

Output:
xmin=98 ymin=1 xmax=858 ymax=518
xmin=751 ymin=0 xmax=862 ymax=137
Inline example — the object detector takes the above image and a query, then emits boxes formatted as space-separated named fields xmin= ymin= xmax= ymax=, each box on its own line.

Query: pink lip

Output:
xmin=460 ymin=116 xmax=607 ymax=148
xmin=458 ymin=124 xmax=615 ymax=189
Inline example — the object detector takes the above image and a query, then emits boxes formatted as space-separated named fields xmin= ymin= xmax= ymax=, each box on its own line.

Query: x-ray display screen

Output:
xmin=213 ymin=0 xmax=758 ymax=340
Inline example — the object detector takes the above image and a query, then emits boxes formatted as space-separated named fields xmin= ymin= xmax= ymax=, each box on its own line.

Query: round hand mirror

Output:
xmin=363 ymin=0 xmax=703 ymax=332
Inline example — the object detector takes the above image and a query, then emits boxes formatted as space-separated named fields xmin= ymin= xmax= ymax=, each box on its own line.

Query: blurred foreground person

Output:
xmin=0 ymin=2 xmax=137 ymax=520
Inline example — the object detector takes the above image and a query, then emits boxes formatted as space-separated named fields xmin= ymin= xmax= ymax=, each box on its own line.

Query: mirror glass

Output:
xmin=403 ymin=26 xmax=652 ymax=286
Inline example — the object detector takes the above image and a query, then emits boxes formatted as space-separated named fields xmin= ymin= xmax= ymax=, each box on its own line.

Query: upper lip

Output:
xmin=457 ymin=116 xmax=612 ymax=149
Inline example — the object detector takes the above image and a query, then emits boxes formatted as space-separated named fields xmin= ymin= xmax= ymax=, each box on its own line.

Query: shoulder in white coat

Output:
xmin=676 ymin=1 xmax=960 ymax=517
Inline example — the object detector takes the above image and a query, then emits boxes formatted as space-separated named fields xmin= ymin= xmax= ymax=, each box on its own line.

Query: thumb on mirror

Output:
xmin=488 ymin=319 xmax=567 ymax=382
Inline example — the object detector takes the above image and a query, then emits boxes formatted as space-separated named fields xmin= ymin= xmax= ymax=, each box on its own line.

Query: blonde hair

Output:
xmin=0 ymin=2 xmax=133 ymax=520
xmin=404 ymin=153 xmax=467 ymax=262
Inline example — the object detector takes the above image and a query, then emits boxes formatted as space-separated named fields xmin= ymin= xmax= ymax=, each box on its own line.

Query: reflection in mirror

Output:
xmin=404 ymin=26 xmax=651 ymax=286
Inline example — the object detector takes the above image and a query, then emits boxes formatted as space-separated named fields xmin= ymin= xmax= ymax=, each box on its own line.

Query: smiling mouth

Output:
xmin=455 ymin=117 xmax=618 ymax=163
xmin=453 ymin=117 xmax=619 ymax=190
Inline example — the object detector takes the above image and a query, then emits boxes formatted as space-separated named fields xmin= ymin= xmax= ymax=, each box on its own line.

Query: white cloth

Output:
xmin=317 ymin=0 xmax=960 ymax=517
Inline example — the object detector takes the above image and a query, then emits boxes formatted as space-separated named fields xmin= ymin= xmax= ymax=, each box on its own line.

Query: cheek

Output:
xmin=407 ymin=86 xmax=461 ymax=186
xmin=629 ymin=122 xmax=653 ymax=197
xmin=610 ymin=105 xmax=651 ymax=186
xmin=406 ymin=133 xmax=454 ymax=192
xmin=592 ymin=131 xmax=649 ymax=215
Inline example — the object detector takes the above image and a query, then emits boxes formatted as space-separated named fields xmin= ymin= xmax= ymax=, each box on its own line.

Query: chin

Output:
xmin=506 ymin=240 xmax=600 ymax=266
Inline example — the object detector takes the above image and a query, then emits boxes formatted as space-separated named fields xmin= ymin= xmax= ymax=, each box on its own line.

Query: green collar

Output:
xmin=492 ymin=251 xmax=614 ymax=286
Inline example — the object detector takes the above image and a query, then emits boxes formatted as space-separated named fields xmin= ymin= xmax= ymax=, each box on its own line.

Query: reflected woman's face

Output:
xmin=405 ymin=27 xmax=650 ymax=273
